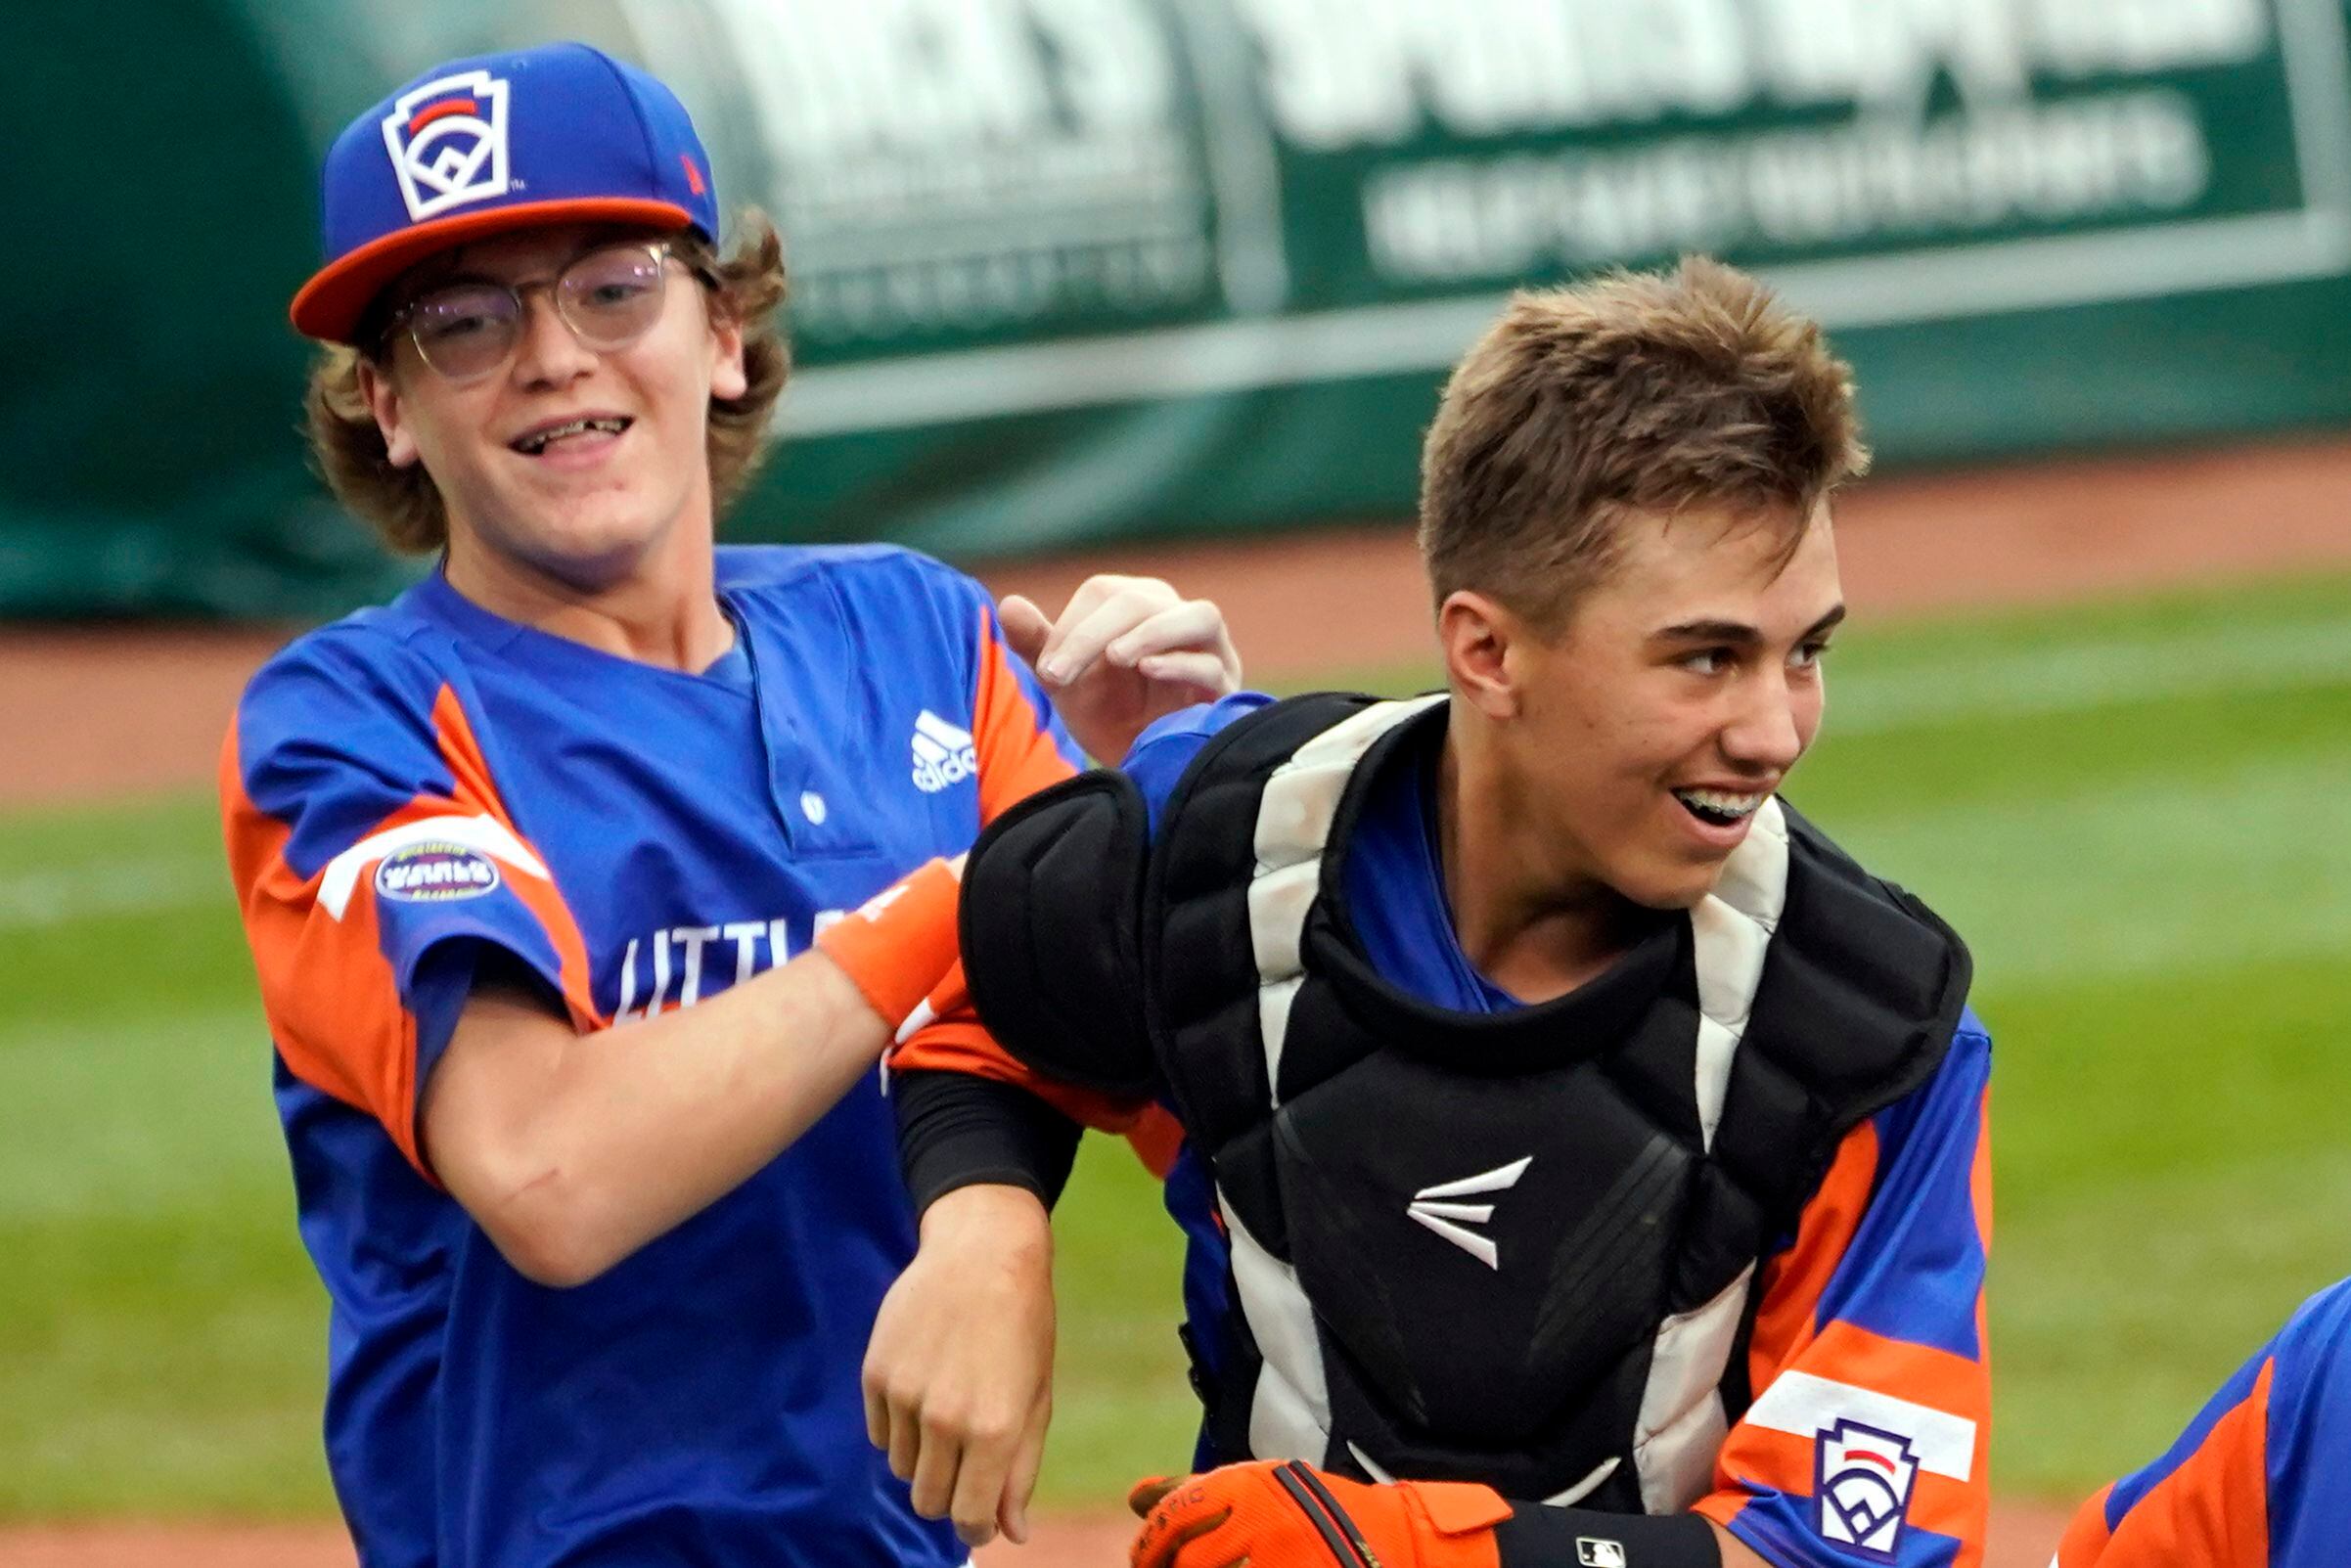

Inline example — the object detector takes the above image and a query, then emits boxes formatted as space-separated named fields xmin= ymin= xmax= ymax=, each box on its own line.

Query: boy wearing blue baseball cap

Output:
xmin=225 ymin=40 xmax=1243 ymax=1566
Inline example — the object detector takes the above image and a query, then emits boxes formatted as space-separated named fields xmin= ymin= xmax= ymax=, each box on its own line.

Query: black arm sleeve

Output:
xmin=892 ymin=1067 xmax=1085 ymax=1216
xmin=1494 ymin=1505 xmax=1721 ymax=1568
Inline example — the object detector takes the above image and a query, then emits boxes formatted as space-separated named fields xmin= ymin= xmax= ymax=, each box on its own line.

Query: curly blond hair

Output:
xmin=303 ymin=211 xmax=791 ymax=555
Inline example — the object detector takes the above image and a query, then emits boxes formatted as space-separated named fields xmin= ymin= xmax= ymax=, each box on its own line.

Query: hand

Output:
xmin=1127 ymin=1460 xmax=1513 ymax=1568
xmin=1001 ymin=575 xmax=1242 ymax=764
xmin=864 ymin=1184 xmax=1055 ymax=1548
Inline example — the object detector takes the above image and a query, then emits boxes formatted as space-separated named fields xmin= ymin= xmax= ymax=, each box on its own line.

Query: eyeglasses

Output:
xmin=385 ymin=242 xmax=698 ymax=383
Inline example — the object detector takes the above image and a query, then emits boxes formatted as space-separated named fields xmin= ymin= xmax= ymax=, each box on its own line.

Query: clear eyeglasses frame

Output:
xmin=384 ymin=241 xmax=701 ymax=383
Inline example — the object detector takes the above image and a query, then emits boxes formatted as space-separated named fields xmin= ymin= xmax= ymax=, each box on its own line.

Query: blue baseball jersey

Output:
xmin=222 ymin=545 xmax=1078 ymax=1568
xmin=907 ymin=693 xmax=1995 ymax=1568
xmin=2058 ymin=1277 xmax=2351 ymax=1568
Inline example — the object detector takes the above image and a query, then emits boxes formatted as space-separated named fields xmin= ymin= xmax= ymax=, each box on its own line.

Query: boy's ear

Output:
xmin=357 ymin=358 xmax=422 ymax=469
xmin=1438 ymin=590 xmax=1525 ymax=720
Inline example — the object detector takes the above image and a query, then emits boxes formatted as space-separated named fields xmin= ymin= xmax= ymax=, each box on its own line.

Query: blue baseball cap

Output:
xmin=291 ymin=41 xmax=720 ymax=343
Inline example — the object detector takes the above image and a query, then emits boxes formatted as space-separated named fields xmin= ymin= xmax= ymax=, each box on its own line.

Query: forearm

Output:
xmin=429 ymin=948 xmax=889 ymax=1283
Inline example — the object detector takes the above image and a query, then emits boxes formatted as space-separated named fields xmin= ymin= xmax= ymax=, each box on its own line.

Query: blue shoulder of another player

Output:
xmin=2262 ymin=1276 xmax=2351 ymax=1563
xmin=1120 ymin=693 xmax=1280 ymax=832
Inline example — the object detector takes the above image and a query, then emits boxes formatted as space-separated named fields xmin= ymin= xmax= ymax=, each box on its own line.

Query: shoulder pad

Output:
xmin=960 ymin=771 xmax=1156 ymax=1099
xmin=1761 ymin=800 xmax=1973 ymax=1114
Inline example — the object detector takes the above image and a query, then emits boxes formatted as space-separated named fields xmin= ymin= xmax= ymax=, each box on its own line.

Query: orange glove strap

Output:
xmin=1131 ymin=1460 xmax=1508 ymax=1568
xmin=814 ymin=858 xmax=962 ymax=1030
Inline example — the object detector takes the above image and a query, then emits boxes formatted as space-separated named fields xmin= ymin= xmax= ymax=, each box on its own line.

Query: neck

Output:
xmin=442 ymin=510 xmax=731 ymax=673
xmin=1436 ymin=709 xmax=1639 ymax=1004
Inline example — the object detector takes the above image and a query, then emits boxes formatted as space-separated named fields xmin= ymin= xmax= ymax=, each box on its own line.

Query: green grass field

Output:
xmin=5 ymin=572 xmax=2350 ymax=1517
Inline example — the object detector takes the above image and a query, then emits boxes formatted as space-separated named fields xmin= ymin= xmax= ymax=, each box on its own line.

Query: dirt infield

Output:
xmin=6 ymin=434 xmax=2351 ymax=811
xmin=1 ymin=1502 xmax=2076 ymax=1567
xmin=9 ymin=435 xmax=2347 ymax=1564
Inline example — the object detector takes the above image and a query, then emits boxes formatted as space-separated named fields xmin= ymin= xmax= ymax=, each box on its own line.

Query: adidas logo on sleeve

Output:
xmin=910 ymin=710 xmax=978 ymax=793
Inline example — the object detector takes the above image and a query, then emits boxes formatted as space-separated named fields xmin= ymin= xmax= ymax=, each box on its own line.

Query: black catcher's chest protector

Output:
xmin=961 ymin=694 xmax=1971 ymax=1514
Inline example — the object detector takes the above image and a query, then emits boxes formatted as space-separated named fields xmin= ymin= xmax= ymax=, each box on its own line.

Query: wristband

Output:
xmin=1493 ymin=1503 xmax=1720 ymax=1568
xmin=814 ymin=858 xmax=962 ymax=1029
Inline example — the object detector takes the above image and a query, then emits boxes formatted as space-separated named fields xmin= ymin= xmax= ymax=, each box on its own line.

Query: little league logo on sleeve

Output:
xmin=1815 ymin=1419 xmax=1921 ymax=1561
xmin=375 ymin=841 xmax=502 ymax=904
xmin=1744 ymin=1370 xmax=1974 ymax=1560
xmin=381 ymin=69 xmax=511 ymax=221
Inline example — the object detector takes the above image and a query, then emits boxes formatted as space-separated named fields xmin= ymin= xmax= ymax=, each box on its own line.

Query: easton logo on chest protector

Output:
xmin=1404 ymin=1155 xmax=1530 ymax=1270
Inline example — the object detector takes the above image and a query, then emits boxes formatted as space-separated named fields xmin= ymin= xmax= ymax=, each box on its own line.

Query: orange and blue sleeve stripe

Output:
xmin=225 ymin=672 xmax=597 ymax=1181
xmin=1696 ymin=1018 xmax=1992 ymax=1568
xmin=969 ymin=601 xmax=1082 ymax=822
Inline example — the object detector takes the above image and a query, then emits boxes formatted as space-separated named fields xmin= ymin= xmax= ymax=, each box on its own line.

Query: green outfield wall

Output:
xmin=11 ymin=0 xmax=2351 ymax=616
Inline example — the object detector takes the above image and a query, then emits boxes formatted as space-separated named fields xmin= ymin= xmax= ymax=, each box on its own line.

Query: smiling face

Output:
xmin=358 ymin=223 xmax=747 ymax=593
xmin=1460 ymin=502 xmax=1844 ymax=912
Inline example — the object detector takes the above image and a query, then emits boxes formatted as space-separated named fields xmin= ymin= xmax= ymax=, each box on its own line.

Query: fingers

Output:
xmin=862 ymin=1356 xmax=931 ymax=1505
xmin=907 ymin=1411 xmax=968 ymax=1540
xmin=1133 ymin=650 xmax=1235 ymax=699
xmin=1105 ymin=598 xmax=1235 ymax=675
xmin=995 ymin=1391 xmax=1051 ymax=1545
xmin=941 ymin=1401 xmax=1020 ymax=1549
xmin=873 ymin=1379 xmax=1028 ymax=1548
xmin=1034 ymin=584 xmax=1167 ymax=687
xmin=1131 ymin=1495 xmax=1237 ymax=1568
xmin=1130 ymin=1476 xmax=1182 ymax=1517
xmin=1022 ymin=576 xmax=1205 ymax=686
xmin=997 ymin=593 xmax=1052 ymax=668
xmin=885 ymin=1400 xmax=924 ymax=1495
xmin=862 ymin=1364 xmax=891 ymax=1453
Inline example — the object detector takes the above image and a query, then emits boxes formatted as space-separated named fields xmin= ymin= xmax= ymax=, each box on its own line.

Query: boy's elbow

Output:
xmin=489 ymin=1208 xmax=631 ymax=1288
xmin=467 ymin=1168 xmax=633 ymax=1288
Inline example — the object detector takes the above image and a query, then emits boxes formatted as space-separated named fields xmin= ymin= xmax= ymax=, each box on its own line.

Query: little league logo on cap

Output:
xmin=382 ymin=69 xmax=512 ymax=221
xmin=291 ymin=41 xmax=721 ymax=343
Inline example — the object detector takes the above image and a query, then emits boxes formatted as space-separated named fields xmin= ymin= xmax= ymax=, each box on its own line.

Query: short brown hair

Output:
xmin=303 ymin=211 xmax=791 ymax=555
xmin=1418 ymin=255 xmax=1868 ymax=629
